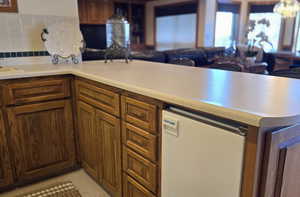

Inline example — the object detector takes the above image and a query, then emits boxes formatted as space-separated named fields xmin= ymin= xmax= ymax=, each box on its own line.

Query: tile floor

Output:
xmin=1 ymin=170 xmax=110 ymax=197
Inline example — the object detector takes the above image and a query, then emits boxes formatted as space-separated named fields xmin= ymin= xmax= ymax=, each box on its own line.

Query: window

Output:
xmin=214 ymin=3 xmax=240 ymax=48
xmin=155 ymin=3 xmax=197 ymax=51
xmin=295 ymin=14 xmax=300 ymax=51
xmin=156 ymin=14 xmax=197 ymax=51
xmin=247 ymin=4 xmax=282 ymax=51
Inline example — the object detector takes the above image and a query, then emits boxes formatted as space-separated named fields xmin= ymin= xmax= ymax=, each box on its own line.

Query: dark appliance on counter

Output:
xmin=80 ymin=24 xmax=107 ymax=61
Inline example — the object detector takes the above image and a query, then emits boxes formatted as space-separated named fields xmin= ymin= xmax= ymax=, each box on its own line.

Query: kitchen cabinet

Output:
xmin=76 ymin=80 xmax=120 ymax=117
xmin=121 ymin=95 xmax=161 ymax=196
xmin=123 ymin=174 xmax=156 ymax=197
xmin=7 ymin=100 xmax=76 ymax=183
xmin=261 ymin=125 xmax=300 ymax=197
xmin=3 ymin=77 xmax=70 ymax=106
xmin=78 ymin=0 xmax=88 ymax=24
xmin=123 ymin=147 xmax=157 ymax=193
xmin=78 ymin=0 xmax=113 ymax=24
xmin=76 ymin=79 xmax=122 ymax=197
xmin=121 ymin=96 xmax=157 ymax=134
xmin=77 ymin=101 xmax=98 ymax=181
xmin=0 ymin=110 xmax=14 ymax=189
xmin=96 ymin=109 xmax=121 ymax=197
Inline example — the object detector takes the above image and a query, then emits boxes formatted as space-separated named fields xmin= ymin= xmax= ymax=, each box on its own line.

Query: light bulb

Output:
xmin=274 ymin=0 xmax=300 ymax=18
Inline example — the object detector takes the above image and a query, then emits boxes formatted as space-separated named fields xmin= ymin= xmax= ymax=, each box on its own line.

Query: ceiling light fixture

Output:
xmin=274 ymin=0 xmax=300 ymax=18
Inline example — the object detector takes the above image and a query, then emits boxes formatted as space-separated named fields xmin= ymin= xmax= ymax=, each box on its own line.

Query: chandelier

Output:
xmin=274 ymin=0 xmax=300 ymax=18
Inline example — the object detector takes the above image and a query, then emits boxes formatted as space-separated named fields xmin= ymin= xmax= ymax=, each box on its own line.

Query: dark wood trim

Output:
xmin=0 ymin=109 xmax=14 ymax=190
xmin=70 ymin=76 xmax=81 ymax=165
xmin=75 ymin=76 xmax=123 ymax=94
xmin=259 ymin=125 xmax=300 ymax=197
xmin=241 ymin=126 xmax=259 ymax=197
xmin=0 ymin=0 xmax=18 ymax=13
xmin=114 ymin=0 xmax=147 ymax=4
xmin=248 ymin=0 xmax=279 ymax=6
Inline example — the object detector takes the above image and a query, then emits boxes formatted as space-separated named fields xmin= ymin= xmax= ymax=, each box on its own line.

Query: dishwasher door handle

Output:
xmin=167 ymin=107 xmax=248 ymax=136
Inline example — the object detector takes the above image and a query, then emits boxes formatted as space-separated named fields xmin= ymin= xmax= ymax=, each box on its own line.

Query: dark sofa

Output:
xmin=263 ymin=53 xmax=300 ymax=79
xmin=82 ymin=47 xmax=300 ymax=79
xmin=82 ymin=47 xmax=225 ymax=67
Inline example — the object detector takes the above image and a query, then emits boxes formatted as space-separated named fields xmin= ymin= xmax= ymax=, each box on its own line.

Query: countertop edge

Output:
xmin=71 ymin=70 xmax=295 ymax=128
xmin=0 ymin=66 xmax=299 ymax=128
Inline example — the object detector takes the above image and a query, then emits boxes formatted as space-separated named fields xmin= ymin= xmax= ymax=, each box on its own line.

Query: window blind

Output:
xmin=155 ymin=2 xmax=197 ymax=17
xmin=249 ymin=4 xmax=276 ymax=13
xmin=218 ymin=3 xmax=240 ymax=14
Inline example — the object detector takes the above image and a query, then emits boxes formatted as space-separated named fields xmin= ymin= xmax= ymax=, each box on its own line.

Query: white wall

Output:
xmin=145 ymin=0 xmax=217 ymax=47
xmin=0 ymin=0 xmax=79 ymax=53
xmin=18 ymin=0 xmax=78 ymax=17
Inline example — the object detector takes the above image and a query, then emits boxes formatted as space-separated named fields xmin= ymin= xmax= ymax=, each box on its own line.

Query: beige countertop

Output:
xmin=1 ymin=60 xmax=300 ymax=128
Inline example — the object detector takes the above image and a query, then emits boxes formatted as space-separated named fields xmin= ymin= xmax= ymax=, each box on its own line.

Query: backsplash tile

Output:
xmin=0 ymin=13 xmax=80 ymax=65
xmin=0 ymin=51 xmax=49 ymax=58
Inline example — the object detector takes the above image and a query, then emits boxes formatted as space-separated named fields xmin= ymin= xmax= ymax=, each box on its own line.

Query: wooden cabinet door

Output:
xmin=261 ymin=125 xmax=300 ymax=197
xmin=0 ymin=110 xmax=14 ymax=189
xmin=7 ymin=100 xmax=76 ymax=183
xmin=86 ymin=0 xmax=113 ymax=24
xmin=123 ymin=174 xmax=155 ymax=197
xmin=77 ymin=101 xmax=99 ymax=181
xmin=78 ymin=0 xmax=88 ymax=24
xmin=95 ymin=109 xmax=121 ymax=197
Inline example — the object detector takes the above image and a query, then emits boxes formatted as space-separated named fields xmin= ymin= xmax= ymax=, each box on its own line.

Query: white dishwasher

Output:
xmin=162 ymin=108 xmax=246 ymax=197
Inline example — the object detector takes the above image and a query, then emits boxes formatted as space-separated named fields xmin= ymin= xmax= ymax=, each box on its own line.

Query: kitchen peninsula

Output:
xmin=1 ymin=60 xmax=300 ymax=197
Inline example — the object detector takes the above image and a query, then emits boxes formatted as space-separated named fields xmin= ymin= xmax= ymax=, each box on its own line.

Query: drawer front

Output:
xmin=4 ymin=78 xmax=70 ymax=105
xmin=76 ymin=80 xmax=120 ymax=117
xmin=122 ymin=122 xmax=157 ymax=162
xmin=123 ymin=147 xmax=157 ymax=193
xmin=123 ymin=174 xmax=156 ymax=197
xmin=121 ymin=96 xmax=157 ymax=133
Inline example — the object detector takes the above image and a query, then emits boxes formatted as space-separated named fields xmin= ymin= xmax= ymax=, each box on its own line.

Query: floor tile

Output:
xmin=1 ymin=170 xmax=109 ymax=197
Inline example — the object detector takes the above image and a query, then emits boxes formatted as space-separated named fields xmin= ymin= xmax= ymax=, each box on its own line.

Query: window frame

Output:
xmin=246 ymin=1 xmax=283 ymax=51
xmin=214 ymin=2 xmax=241 ymax=48
xmin=154 ymin=0 xmax=199 ymax=49
xmin=0 ymin=0 xmax=18 ymax=13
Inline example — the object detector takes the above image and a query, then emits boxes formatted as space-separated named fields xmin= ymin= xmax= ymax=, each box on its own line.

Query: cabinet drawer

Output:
xmin=122 ymin=122 xmax=157 ymax=162
xmin=76 ymin=80 xmax=120 ymax=117
xmin=123 ymin=173 xmax=156 ymax=197
xmin=123 ymin=147 xmax=157 ymax=193
xmin=3 ymin=78 xmax=70 ymax=105
xmin=121 ymin=96 xmax=157 ymax=133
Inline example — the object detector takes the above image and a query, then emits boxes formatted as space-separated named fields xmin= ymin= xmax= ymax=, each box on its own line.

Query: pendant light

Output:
xmin=274 ymin=0 xmax=300 ymax=18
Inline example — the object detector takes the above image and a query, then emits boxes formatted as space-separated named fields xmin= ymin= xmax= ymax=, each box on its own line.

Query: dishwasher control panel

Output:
xmin=163 ymin=115 xmax=179 ymax=137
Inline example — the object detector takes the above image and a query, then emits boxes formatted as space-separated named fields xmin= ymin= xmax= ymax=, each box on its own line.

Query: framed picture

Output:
xmin=0 ymin=0 xmax=18 ymax=12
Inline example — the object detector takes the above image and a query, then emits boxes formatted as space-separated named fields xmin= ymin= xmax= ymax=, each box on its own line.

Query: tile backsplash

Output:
xmin=0 ymin=13 xmax=80 ymax=65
